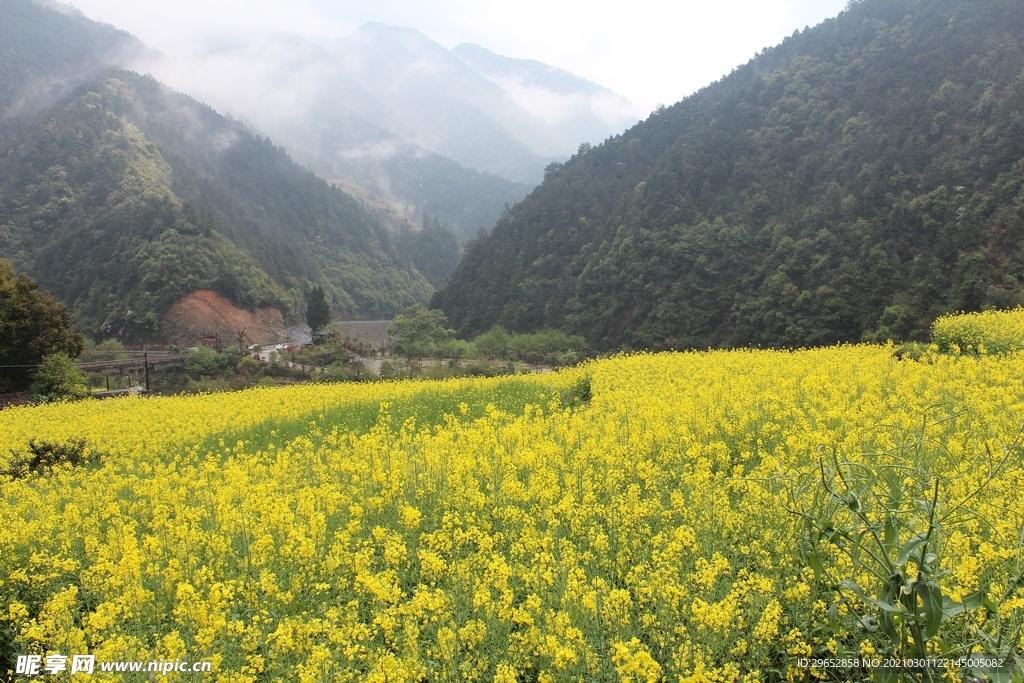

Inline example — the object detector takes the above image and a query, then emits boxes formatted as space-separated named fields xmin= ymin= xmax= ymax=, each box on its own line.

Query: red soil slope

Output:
xmin=161 ymin=290 xmax=286 ymax=346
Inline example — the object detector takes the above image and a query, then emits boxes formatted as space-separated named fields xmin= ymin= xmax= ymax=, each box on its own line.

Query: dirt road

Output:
xmin=287 ymin=326 xmax=312 ymax=345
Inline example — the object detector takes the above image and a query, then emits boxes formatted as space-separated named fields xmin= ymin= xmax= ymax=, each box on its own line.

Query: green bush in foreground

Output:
xmin=30 ymin=353 xmax=89 ymax=400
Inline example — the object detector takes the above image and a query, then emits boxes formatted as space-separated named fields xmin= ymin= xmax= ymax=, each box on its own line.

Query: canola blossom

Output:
xmin=1 ymin=347 xmax=1023 ymax=681
xmin=932 ymin=307 xmax=1024 ymax=355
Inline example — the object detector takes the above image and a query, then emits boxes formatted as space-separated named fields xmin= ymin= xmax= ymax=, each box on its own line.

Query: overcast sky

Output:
xmin=69 ymin=0 xmax=849 ymax=113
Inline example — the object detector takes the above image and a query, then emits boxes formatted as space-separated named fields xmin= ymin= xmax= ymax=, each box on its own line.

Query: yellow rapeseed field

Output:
xmin=932 ymin=307 xmax=1024 ymax=354
xmin=1 ymin=346 xmax=1023 ymax=681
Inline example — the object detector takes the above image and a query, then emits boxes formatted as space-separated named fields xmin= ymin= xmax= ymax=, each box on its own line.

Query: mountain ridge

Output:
xmin=0 ymin=0 xmax=146 ymax=144
xmin=433 ymin=0 xmax=1024 ymax=350
xmin=0 ymin=70 xmax=439 ymax=338
xmin=127 ymin=19 xmax=639 ymax=203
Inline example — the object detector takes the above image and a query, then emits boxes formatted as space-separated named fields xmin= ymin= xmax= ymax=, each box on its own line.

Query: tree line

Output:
xmin=386 ymin=304 xmax=586 ymax=366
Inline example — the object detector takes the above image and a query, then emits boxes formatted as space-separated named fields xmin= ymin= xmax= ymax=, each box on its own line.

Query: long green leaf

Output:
xmin=882 ymin=513 xmax=896 ymax=554
xmin=941 ymin=595 xmax=965 ymax=618
xmin=962 ymin=590 xmax=986 ymax=611
xmin=896 ymin=535 xmax=927 ymax=566
xmin=920 ymin=582 xmax=943 ymax=638
xmin=873 ymin=662 xmax=899 ymax=683
xmin=880 ymin=609 xmax=900 ymax=648
xmin=840 ymin=579 xmax=904 ymax=614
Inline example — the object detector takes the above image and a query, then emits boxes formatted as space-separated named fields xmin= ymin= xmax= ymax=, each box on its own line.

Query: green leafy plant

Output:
xmin=388 ymin=304 xmax=455 ymax=359
xmin=559 ymin=375 xmax=592 ymax=408
xmin=786 ymin=413 xmax=1024 ymax=682
xmin=184 ymin=346 xmax=234 ymax=376
xmin=236 ymin=355 xmax=262 ymax=378
xmin=2 ymin=438 xmax=99 ymax=481
xmin=29 ymin=353 xmax=89 ymax=400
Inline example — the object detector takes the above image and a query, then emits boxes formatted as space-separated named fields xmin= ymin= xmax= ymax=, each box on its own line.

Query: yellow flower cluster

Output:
xmin=1 ymin=346 xmax=1022 ymax=681
xmin=932 ymin=306 xmax=1024 ymax=354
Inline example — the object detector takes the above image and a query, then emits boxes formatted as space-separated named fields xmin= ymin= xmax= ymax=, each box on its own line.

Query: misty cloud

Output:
xmin=120 ymin=19 xmax=637 ymax=186
xmin=337 ymin=139 xmax=404 ymax=161
xmin=129 ymin=32 xmax=335 ymax=129
xmin=66 ymin=0 xmax=849 ymax=114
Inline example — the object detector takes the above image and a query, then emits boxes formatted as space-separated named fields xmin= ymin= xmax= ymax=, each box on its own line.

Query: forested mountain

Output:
xmin=434 ymin=0 xmax=1024 ymax=350
xmin=165 ymin=29 xmax=532 ymax=241
xmin=313 ymin=137 xmax=532 ymax=242
xmin=400 ymin=214 xmax=463 ymax=289
xmin=0 ymin=0 xmax=434 ymax=341
xmin=0 ymin=0 xmax=144 ymax=145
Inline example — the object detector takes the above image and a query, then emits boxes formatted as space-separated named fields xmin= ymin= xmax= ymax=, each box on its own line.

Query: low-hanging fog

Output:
xmin=65 ymin=0 xmax=847 ymax=181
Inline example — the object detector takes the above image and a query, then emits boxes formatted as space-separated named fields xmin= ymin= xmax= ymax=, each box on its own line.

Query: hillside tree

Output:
xmin=388 ymin=304 xmax=454 ymax=359
xmin=30 ymin=353 xmax=89 ymax=400
xmin=306 ymin=286 xmax=330 ymax=332
xmin=0 ymin=259 xmax=84 ymax=390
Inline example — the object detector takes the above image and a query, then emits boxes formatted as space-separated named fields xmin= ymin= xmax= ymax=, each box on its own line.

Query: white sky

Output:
xmin=68 ymin=0 xmax=849 ymax=113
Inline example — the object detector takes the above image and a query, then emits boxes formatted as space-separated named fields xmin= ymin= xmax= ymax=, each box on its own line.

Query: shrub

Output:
xmin=560 ymin=375 xmax=592 ymax=407
xmin=82 ymin=338 xmax=128 ymax=360
xmin=506 ymin=329 xmax=587 ymax=364
xmin=2 ymin=438 xmax=98 ymax=480
xmin=322 ymin=361 xmax=343 ymax=382
xmin=185 ymin=346 xmax=234 ymax=375
xmin=473 ymin=325 xmax=511 ymax=359
xmin=184 ymin=376 xmax=233 ymax=394
xmin=236 ymin=356 xmax=262 ymax=377
xmin=30 ymin=353 xmax=89 ymax=400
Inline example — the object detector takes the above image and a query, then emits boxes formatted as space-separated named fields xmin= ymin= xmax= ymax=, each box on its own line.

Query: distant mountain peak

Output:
xmin=452 ymin=43 xmax=606 ymax=96
xmin=451 ymin=42 xmax=641 ymax=140
xmin=348 ymin=21 xmax=453 ymax=59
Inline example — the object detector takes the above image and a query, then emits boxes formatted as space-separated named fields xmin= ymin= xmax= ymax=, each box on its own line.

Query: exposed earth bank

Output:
xmin=161 ymin=290 xmax=287 ymax=345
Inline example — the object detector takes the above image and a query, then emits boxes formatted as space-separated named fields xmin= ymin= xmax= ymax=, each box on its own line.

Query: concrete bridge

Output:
xmin=76 ymin=354 xmax=187 ymax=376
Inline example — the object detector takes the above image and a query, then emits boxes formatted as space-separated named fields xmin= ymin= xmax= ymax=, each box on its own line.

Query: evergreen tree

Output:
xmin=306 ymin=286 xmax=330 ymax=332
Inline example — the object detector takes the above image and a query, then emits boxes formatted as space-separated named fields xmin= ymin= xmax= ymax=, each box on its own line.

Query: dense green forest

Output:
xmin=0 ymin=0 xmax=440 ymax=341
xmin=400 ymin=214 xmax=463 ymax=289
xmin=434 ymin=0 xmax=1024 ymax=350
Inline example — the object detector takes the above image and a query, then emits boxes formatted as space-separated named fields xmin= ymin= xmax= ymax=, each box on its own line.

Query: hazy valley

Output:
xmin=0 ymin=0 xmax=638 ymax=343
